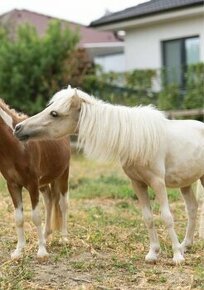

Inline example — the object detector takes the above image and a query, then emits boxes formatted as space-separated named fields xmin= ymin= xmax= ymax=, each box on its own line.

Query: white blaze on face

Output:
xmin=0 ymin=108 xmax=13 ymax=129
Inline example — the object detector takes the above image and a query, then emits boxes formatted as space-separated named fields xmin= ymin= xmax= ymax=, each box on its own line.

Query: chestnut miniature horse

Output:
xmin=0 ymin=100 xmax=70 ymax=260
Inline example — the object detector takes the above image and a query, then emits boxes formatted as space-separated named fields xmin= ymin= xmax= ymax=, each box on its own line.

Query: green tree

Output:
xmin=0 ymin=21 xmax=80 ymax=114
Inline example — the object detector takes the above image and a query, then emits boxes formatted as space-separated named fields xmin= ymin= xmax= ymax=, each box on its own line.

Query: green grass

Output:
xmin=0 ymin=256 xmax=34 ymax=290
xmin=70 ymin=174 xmax=135 ymax=199
xmin=70 ymin=171 xmax=180 ymax=202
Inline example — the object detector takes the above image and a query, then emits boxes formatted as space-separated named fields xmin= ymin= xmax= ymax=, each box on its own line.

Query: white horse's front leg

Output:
xmin=131 ymin=180 xmax=160 ymax=263
xmin=11 ymin=204 xmax=26 ymax=259
xmin=151 ymin=178 xmax=184 ymax=264
xmin=32 ymin=203 xmax=49 ymax=260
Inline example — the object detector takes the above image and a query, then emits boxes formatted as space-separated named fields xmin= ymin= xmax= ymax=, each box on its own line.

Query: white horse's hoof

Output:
xmin=11 ymin=249 xmax=23 ymax=260
xmin=145 ymin=252 xmax=158 ymax=263
xmin=173 ymin=253 xmax=185 ymax=265
xmin=37 ymin=254 xmax=49 ymax=262
xmin=37 ymin=248 xmax=49 ymax=261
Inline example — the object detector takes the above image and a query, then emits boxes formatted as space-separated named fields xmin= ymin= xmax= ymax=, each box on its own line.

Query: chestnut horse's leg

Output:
xmin=29 ymin=183 xmax=48 ymax=259
xmin=180 ymin=186 xmax=198 ymax=251
xmin=7 ymin=182 xmax=25 ymax=259
xmin=131 ymin=180 xmax=160 ymax=263
xmin=40 ymin=185 xmax=52 ymax=239
xmin=150 ymin=177 xmax=184 ymax=264
xmin=50 ymin=168 xmax=69 ymax=242
xmin=58 ymin=191 xmax=69 ymax=243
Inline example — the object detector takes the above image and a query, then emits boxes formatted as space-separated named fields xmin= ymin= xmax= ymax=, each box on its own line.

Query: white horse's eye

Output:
xmin=50 ymin=111 xmax=58 ymax=117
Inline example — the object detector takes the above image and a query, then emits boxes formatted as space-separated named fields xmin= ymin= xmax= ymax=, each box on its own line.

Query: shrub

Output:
xmin=184 ymin=63 xmax=204 ymax=109
xmin=0 ymin=21 xmax=91 ymax=114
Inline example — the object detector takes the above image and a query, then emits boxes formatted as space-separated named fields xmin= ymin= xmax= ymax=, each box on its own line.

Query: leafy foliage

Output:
xmin=157 ymin=84 xmax=181 ymax=110
xmin=184 ymin=63 xmax=204 ymax=109
xmin=0 ymin=21 xmax=91 ymax=114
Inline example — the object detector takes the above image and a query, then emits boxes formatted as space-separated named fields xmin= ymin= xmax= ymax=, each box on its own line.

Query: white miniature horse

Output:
xmin=14 ymin=86 xmax=204 ymax=264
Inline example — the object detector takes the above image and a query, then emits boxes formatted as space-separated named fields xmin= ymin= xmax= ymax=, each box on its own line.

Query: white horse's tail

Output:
xmin=196 ymin=180 xmax=204 ymax=239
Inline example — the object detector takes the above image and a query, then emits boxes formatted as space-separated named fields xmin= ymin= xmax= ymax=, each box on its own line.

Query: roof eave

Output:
xmin=90 ymin=5 xmax=204 ymax=31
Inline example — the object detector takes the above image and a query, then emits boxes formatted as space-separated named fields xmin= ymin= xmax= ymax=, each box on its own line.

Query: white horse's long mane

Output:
xmin=73 ymin=89 xmax=167 ymax=166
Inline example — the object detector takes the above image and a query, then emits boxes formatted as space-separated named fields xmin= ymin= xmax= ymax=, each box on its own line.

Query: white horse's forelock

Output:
xmin=76 ymin=91 xmax=167 ymax=166
xmin=49 ymin=88 xmax=100 ymax=110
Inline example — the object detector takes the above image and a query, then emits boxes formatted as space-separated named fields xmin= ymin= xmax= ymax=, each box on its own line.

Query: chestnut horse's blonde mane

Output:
xmin=73 ymin=90 xmax=167 ymax=165
xmin=0 ymin=99 xmax=27 ymax=124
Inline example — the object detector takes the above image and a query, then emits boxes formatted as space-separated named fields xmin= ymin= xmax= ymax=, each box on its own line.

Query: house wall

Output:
xmin=94 ymin=53 xmax=125 ymax=72
xmin=125 ymin=15 xmax=204 ymax=70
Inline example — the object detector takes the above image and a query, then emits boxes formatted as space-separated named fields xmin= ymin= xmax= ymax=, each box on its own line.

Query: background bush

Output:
xmin=184 ymin=63 xmax=204 ymax=109
xmin=0 ymin=21 xmax=92 ymax=114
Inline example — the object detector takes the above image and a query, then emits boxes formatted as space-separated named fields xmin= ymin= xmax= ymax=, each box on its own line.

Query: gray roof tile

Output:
xmin=90 ymin=0 xmax=204 ymax=27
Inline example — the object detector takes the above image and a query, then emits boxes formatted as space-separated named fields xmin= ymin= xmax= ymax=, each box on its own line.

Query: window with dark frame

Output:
xmin=162 ymin=36 xmax=200 ymax=88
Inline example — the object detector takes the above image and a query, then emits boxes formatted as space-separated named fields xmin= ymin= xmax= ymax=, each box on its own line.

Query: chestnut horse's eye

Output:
xmin=50 ymin=111 xmax=58 ymax=118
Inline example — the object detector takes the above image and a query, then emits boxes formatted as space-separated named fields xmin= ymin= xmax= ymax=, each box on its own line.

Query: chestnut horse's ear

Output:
xmin=71 ymin=89 xmax=81 ymax=109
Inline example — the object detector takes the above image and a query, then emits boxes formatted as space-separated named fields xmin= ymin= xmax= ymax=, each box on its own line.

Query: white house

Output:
xmin=91 ymin=0 xmax=204 ymax=87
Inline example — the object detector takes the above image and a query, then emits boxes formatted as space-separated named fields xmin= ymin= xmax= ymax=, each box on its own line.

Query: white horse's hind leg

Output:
xmin=198 ymin=177 xmax=204 ymax=238
xmin=131 ymin=180 xmax=160 ymax=263
xmin=150 ymin=178 xmax=184 ymax=264
xmin=180 ymin=186 xmax=198 ymax=251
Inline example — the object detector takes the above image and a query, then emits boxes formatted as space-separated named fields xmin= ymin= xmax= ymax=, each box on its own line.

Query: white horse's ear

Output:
xmin=71 ymin=89 xmax=81 ymax=109
xmin=67 ymin=84 xmax=72 ymax=90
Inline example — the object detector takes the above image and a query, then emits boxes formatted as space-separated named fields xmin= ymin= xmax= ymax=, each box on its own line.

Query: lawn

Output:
xmin=0 ymin=152 xmax=203 ymax=289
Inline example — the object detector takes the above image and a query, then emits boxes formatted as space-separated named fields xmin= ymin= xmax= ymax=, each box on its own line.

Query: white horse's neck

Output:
xmin=77 ymin=99 xmax=166 ymax=165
